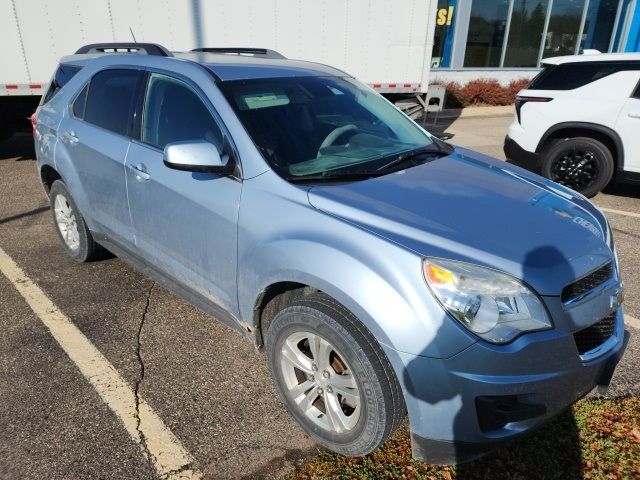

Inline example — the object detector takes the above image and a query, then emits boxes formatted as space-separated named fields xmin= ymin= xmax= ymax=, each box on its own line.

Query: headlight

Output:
xmin=423 ymin=258 xmax=552 ymax=344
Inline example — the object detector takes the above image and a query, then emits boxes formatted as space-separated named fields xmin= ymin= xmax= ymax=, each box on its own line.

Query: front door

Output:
xmin=125 ymin=72 xmax=241 ymax=314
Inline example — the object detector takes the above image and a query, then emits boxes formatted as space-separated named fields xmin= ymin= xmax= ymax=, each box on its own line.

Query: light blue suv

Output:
xmin=34 ymin=43 xmax=628 ymax=464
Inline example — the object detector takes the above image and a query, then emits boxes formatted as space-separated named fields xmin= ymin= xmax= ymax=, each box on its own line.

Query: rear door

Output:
xmin=615 ymin=77 xmax=640 ymax=174
xmin=35 ymin=64 xmax=82 ymax=171
xmin=56 ymin=68 xmax=142 ymax=246
xmin=125 ymin=72 xmax=241 ymax=314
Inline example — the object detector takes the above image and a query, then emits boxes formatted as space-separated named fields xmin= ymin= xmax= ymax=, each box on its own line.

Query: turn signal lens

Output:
xmin=426 ymin=263 xmax=455 ymax=286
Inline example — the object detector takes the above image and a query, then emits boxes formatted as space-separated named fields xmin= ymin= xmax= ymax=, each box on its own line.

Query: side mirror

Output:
xmin=163 ymin=140 xmax=234 ymax=174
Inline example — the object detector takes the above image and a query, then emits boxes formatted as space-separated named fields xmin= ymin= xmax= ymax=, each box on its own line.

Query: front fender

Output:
xmin=237 ymin=172 xmax=475 ymax=359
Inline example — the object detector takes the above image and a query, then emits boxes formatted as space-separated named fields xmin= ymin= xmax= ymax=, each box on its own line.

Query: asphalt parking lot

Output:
xmin=1 ymin=113 xmax=638 ymax=480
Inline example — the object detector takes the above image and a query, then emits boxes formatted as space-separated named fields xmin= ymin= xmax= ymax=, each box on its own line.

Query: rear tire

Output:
xmin=49 ymin=180 xmax=106 ymax=262
xmin=266 ymin=292 xmax=405 ymax=457
xmin=541 ymin=137 xmax=614 ymax=198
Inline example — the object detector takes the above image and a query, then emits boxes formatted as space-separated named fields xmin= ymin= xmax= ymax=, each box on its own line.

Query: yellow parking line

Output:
xmin=0 ymin=246 xmax=202 ymax=480
xmin=600 ymin=207 xmax=640 ymax=219
xmin=626 ymin=314 xmax=640 ymax=330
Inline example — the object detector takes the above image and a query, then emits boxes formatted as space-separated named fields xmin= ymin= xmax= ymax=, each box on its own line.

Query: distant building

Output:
xmin=430 ymin=0 xmax=640 ymax=84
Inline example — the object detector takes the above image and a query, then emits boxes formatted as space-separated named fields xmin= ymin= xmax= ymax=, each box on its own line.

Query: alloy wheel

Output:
xmin=54 ymin=194 xmax=80 ymax=251
xmin=280 ymin=331 xmax=361 ymax=433
xmin=550 ymin=148 xmax=599 ymax=191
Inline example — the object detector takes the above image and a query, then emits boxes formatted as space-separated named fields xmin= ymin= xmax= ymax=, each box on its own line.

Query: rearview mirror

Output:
xmin=163 ymin=140 xmax=234 ymax=174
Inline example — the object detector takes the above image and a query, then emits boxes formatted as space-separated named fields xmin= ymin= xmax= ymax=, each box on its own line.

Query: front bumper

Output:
xmin=504 ymin=135 xmax=543 ymax=174
xmin=384 ymin=308 xmax=628 ymax=464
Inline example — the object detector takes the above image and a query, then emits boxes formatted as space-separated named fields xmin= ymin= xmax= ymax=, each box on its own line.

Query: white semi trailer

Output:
xmin=0 ymin=0 xmax=437 ymax=140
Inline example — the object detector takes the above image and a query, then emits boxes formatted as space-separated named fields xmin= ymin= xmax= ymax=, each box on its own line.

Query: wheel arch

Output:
xmin=251 ymin=275 xmax=397 ymax=352
xmin=42 ymin=152 xmax=98 ymax=232
xmin=253 ymin=281 xmax=313 ymax=348
xmin=40 ymin=164 xmax=63 ymax=195
xmin=536 ymin=122 xmax=624 ymax=172
xmin=248 ymin=258 xmax=416 ymax=354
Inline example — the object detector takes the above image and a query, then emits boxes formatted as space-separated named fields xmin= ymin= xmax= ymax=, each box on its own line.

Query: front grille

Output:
xmin=573 ymin=313 xmax=616 ymax=355
xmin=562 ymin=262 xmax=613 ymax=303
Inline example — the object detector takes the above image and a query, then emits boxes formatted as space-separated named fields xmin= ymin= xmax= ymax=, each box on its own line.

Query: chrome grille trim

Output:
xmin=561 ymin=262 xmax=613 ymax=304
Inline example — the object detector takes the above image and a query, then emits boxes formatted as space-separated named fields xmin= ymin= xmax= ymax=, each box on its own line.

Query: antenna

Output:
xmin=129 ymin=28 xmax=138 ymax=43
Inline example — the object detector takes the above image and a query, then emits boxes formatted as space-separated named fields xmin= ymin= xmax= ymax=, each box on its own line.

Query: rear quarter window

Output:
xmin=528 ymin=62 xmax=640 ymax=90
xmin=42 ymin=64 xmax=82 ymax=104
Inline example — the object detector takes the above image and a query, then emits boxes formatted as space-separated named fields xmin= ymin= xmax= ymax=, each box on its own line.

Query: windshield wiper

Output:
xmin=286 ymin=170 xmax=383 ymax=183
xmin=286 ymin=141 xmax=454 ymax=183
xmin=376 ymin=145 xmax=446 ymax=171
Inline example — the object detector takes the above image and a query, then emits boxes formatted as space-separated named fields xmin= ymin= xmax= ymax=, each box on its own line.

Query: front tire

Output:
xmin=266 ymin=293 xmax=405 ymax=457
xmin=541 ymin=137 xmax=614 ymax=198
xmin=49 ymin=180 xmax=105 ymax=262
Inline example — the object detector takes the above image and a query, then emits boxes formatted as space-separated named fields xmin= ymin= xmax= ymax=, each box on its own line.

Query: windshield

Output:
xmin=219 ymin=76 xmax=435 ymax=178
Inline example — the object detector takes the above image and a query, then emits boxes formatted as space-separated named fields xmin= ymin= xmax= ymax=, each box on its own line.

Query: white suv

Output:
xmin=504 ymin=53 xmax=640 ymax=198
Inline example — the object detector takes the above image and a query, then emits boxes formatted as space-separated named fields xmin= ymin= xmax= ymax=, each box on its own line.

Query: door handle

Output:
xmin=130 ymin=163 xmax=151 ymax=182
xmin=628 ymin=112 xmax=640 ymax=119
xmin=62 ymin=130 xmax=79 ymax=145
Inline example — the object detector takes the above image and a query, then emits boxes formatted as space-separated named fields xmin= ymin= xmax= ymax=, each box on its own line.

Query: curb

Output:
xmin=432 ymin=105 xmax=514 ymax=119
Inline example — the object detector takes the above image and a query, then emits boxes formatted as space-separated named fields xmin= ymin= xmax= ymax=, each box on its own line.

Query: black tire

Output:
xmin=49 ymin=180 xmax=106 ymax=262
xmin=541 ymin=136 xmax=614 ymax=198
xmin=265 ymin=292 xmax=405 ymax=457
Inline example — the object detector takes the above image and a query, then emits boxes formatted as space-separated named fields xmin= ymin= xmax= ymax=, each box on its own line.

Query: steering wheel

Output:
xmin=317 ymin=124 xmax=358 ymax=157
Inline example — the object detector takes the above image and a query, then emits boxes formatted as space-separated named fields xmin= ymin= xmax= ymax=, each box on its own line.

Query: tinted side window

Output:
xmin=72 ymin=84 xmax=89 ymax=119
xmin=529 ymin=62 xmax=640 ymax=90
xmin=42 ymin=64 xmax=81 ymax=104
xmin=633 ymin=79 xmax=640 ymax=99
xmin=142 ymin=73 xmax=223 ymax=152
xmin=84 ymin=69 xmax=139 ymax=136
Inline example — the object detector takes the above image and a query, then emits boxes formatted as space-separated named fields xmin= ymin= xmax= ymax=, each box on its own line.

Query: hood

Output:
xmin=307 ymin=148 xmax=613 ymax=296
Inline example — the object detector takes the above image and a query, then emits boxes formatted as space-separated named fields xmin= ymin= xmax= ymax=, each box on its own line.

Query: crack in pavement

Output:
xmin=135 ymin=281 xmax=156 ymax=470
xmin=0 ymin=246 xmax=201 ymax=478
xmin=161 ymin=464 xmax=198 ymax=480
xmin=133 ymin=282 xmax=202 ymax=480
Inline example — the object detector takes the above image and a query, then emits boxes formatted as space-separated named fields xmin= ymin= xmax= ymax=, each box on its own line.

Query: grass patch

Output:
xmin=283 ymin=396 xmax=640 ymax=480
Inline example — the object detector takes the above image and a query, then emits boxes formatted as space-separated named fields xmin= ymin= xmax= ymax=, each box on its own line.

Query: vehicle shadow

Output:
xmin=462 ymin=246 xmax=582 ymax=478
xmin=455 ymin=410 xmax=581 ymax=479
xmin=236 ymin=446 xmax=318 ymax=480
xmin=0 ymin=205 xmax=49 ymax=226
xmin=404 ymin=246 xmax=583 ymax=478
xmin=0 ymin=133 xmax=36 ymax=161
xmin=602 ymin=182 xmax=640 ymax=200
xmin=415 ymin=109 xmax=461 ymax=139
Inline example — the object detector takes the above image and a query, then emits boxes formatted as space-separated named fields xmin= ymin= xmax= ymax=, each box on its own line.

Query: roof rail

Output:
xmin=191 ymin=47 xmax=285 ymax=59
xmin=75 ymin=43 xmax=173 ymax=57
